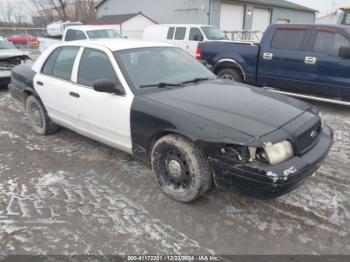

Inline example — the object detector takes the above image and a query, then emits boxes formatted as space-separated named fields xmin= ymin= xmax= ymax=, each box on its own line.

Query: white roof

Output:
xmin=65 ymin=25 xmax=119 ymax=32
xmin=151 ymin=24 xmax=214 ymax=27
xmin=57 ymin=38 xmax=172 ymax=51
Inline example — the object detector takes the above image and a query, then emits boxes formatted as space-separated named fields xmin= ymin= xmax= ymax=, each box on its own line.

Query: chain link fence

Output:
xmin=0 ymin=27 xmax=145 ymax=58
xmin=1 ymin=26 xmax=262 ymax=60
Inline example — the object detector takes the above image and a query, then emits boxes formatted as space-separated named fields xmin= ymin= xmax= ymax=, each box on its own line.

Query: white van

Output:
xmin=143 ymin=24 xmax=226 ymax=57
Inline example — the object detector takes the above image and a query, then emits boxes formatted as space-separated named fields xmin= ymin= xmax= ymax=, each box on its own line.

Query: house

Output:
xmin=316 ymin=13 xmax=339 ymax=25
xmin=92 ymin=12 xmax=157 ymax=38
xmin=95 ymin=0 xmax=317 ymax=34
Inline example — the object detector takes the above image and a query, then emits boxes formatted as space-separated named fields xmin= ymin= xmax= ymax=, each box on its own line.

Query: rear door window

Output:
xmin=174 ymin=27 xmax=186 ymax=40
xmin=167 ymin=27 xmax=175 ymax=40
xmin=42 ymin=47 xmax=61 ymax=75
xmin=313 ymin=31 xmax=350 ymax=56
xmin=51 ymin=47 xmax=80 ymax=81
xmin=271 ymin=29 xmax=307 ymax=50
xmin=78 ymin=48 xmax=118 ymax=87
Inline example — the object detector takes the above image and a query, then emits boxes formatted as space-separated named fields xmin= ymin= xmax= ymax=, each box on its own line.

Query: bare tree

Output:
xmin=0 ymin=1 xmax=15 ymax=24
xmin=29 ymin=0 xmax=97 ymax=24
xmin=74 ymin=0 xmax=96 ymax=23
xmin=30 ymin=0 xmax=69 ymax=21
xmin=50 ymin=0 xmax=68 ymax=21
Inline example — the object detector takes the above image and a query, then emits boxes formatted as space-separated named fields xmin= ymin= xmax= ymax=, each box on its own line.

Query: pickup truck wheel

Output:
xmin=151 ymin=134 xmax=212 ymax=202
xmin=218 ymin=68 xmax=243 ymax=83
xmin=26 ymin=96 xmax=58 ymax=135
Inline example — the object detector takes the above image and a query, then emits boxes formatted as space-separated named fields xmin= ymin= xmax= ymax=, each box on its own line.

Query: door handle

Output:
xmin=263 ymin=52 xmax=273 ymax=60
xmin=36 ymin=81 xmax=44 ymax=86
xmin=69 ymin=91 xmax=80 ymax=98
xmin=304 ymin=56 xmax=317 ymax=65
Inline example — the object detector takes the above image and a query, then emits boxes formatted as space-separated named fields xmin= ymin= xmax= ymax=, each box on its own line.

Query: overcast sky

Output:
xmin=290 ymin=0 xmax=349 ymax=15
xmin=2 ymin=0 xmax=350 ymax=17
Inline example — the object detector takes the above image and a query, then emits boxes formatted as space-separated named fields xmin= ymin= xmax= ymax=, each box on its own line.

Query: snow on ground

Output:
xmin=0 ymin=89 xmax=349 ymax=255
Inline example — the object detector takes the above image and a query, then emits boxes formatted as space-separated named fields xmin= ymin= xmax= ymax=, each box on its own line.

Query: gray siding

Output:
xmin=209 ymin=0 xmax=221 ymax=27
xmin=97 ymin=0 xmax=210 ymax=24
xmin=96 ymin=0 xmax=316 ymax=31
xmin=271 ymin=7 xmax=315 ymax=24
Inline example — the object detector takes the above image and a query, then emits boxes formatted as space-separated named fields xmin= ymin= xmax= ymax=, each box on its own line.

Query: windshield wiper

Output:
xmin=139 ymin=82 xmax=183 ymax=89
xmin=181 ymin=77 xmax=210 ymax=85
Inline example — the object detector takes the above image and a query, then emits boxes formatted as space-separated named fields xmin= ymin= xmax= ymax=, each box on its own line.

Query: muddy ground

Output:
xmin=0 ymin=89 xmax=349 ymax=255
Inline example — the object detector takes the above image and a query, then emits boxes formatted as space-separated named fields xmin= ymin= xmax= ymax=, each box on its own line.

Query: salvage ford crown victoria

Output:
xmin=9 ymin=39 xmax=333 ymax=202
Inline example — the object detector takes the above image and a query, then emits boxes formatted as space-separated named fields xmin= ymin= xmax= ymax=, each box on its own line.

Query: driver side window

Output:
xmin=77 ymin=48 xmax=119 ymax=87
xmin=313 ymin=31 xmax=350 ymax=56
xmin=189 ymin=28 xmax=204 ymax=42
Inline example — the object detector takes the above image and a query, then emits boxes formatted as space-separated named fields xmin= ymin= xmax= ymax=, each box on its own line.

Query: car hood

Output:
xmin=0 ymin=49 xmax=28 ymax=59
xmin=142 ymin=80 xmax=313 ymax=138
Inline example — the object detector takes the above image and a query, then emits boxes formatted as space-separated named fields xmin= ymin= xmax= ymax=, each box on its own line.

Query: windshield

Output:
xmin=115 ymin=47 xmax=215 ymax=90
xmin=87 ymin=29 xmax=121 ymax=39
xmin=0 ymin=38 xmax=16 ymax=49
xmin=201 ymin=26 xmax=226 ymax=40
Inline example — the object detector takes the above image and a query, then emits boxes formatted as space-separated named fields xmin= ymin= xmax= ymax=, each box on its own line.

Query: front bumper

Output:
xmin=210 ymin=124 xmax=333 ymax=199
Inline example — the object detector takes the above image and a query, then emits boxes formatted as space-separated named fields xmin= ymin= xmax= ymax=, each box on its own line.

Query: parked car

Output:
xmin=198 ymin=24 xmax=350 ymax=102
xmin=39 ymin=25 xmax=122 ymax=53
xmin=9 ymin=39 xmax=333 ymax=202
xmin=0 ymin=36 xmax=31 ymax=87
xmin=7 ymin=34 xmax=40 ymax=48
xmin=143 ymin=24 xmax=226 ymax=57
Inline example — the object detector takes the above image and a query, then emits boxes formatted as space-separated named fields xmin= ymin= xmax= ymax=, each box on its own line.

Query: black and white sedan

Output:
xmin=9 ymin=39 xmax=333 ymax=202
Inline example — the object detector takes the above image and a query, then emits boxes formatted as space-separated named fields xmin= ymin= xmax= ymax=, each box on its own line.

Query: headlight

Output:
xmin=263 ymin=141 xmax=294 ymax=165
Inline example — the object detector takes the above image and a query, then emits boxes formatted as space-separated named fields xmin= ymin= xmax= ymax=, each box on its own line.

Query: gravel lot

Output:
xmin=0 ymin=88 xmax=349 ymax=255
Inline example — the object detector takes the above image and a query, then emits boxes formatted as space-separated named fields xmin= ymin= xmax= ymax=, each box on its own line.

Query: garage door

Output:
xmin=252 ymin=8 xmax=271 ymax=32
xmin=220 ymin=3 xmax=244 ymax=31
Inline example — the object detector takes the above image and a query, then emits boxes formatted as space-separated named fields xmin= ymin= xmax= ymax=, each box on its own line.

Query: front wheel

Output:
xmin=151 ymin=134 xmax=212 ymax=202
xmin=26 ymin=95 xmax=58 ymax=135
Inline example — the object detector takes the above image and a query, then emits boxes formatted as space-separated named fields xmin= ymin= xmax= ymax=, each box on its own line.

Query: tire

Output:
xmin=217 ymin=68 xmax=243 ymax=83
xmin=151 ymin=134 xmax=212 ymax=202
xmin=25 ymin=95 xmax=58 ymax=135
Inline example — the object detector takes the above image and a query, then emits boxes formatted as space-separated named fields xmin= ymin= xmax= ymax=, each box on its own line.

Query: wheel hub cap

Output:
xmin=168 ymin=160 xmax=182 ymax=177
xmin=221 ymin=74 xmax=233 ymax=81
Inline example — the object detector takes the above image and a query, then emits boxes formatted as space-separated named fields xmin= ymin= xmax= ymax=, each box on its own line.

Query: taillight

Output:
xmin=196 ymin=47 xmax=202 ymax=60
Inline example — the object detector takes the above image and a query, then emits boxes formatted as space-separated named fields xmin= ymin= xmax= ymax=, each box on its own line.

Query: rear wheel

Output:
xmin=217 ymin=68 xmax=243 ymax=83
xmin=151 ymin=134 xmax=212 ymax=202
xmin=26 ymin=95 xmax=58 ymax=135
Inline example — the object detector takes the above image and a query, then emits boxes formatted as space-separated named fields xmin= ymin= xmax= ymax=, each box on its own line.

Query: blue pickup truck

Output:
xmin=198 ymin=24 xmax=350 ymax=101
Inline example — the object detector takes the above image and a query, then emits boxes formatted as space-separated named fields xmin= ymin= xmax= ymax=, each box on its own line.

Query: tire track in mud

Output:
xmin=0 ymin=93 xmax=214 ymax=254
xmin=0 ymin=169 xmax=214 ymax=255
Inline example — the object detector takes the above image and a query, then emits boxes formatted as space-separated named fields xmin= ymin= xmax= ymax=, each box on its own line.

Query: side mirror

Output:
xmin=339 ymin=46 xmax=350 ymax=59
xmin=93 ymin=79 xmax=125 ymax=95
